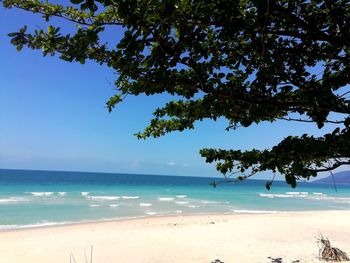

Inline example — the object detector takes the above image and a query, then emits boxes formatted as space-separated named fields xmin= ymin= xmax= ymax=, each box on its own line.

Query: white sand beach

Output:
xmin=0 ymin=211 xmax=349 ymax=263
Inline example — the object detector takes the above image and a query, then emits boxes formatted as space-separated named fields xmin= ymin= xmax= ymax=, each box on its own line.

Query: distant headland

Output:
xmin=314 ymin=171 xmax=350 ymax=184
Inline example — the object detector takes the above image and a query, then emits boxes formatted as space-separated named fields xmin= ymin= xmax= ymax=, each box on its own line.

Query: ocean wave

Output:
xmin=139 ymin=203 xmax=152 ymax=207
xmin=144 ymin=211 xmax=170 ymax=216
xmin=29 ymin=192 xmax=54 ymax=196
xmin=145 ymin=211 xmax=158 ymax=215
xmin=175 ymin=201 xmax=189 ymax=205
xmin=201 ymin=200 xmax=219 ymax=204
xmin=259 ymin=192 xmax=314 ymax=199
xmin=121 ymin=196 xmax=139 ymax=199
xmin=0 ymin=197 xmax=29 ymax=204
xmin=259 ymin=193 xmax=293 ymax=198
xmin=176 ymin=195 xmax=187 ymax=198
xmin=81 ymin=192 xmax=89 ymax=196
xmin=175 ymin=210 xmax=182 ymax=213
xmin=285 ymin=191 xmax=309 ymax=195
xmin=231 ymin=209 xmax=281 ymax=214
xmin=285 ymin=192 xmax=300 ymax=195
xmin=89 ymin=204 xmax=102 ymax=207
xmin=58 ymin=192 xmax=66 ymax=196
xmin=0 ymin=221 xmax=69 ymax=230
xmin=87 ymin=196 xmax=120 ymax=201
xmin=259 ymin=192 xmax=350 ymax=204
xmin=158 ymin=197 xmax=175 ymax=202
xmin=109 ymin=204 xmax=120 ymax=208
xmin=316 ymin=196 xmax=350 ymax=204
xmin=309 ymin=196 xmax=331 ymax=201
xmin=188 ymin=205 xmax=200 ymax=208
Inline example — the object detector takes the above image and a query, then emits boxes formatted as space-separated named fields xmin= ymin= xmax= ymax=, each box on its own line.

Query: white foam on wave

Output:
xmin=139 ymin=203 xmax=152 ymax=207
xmin=175 ymin=201 xmax=189 ymax=205
xmin=0 ymin=221 xmax=69 ymax=230
xmin=310 ymin=196 xmax=331 ymax=201
xmin=0 ymin=197 xmax=29 ymax=204
xmin=30 ymin=192 xmax=54 ymax=196
xmin=286 ymin=192 xmax=301 ymax=195
xmin=175 ymin=210 xmax=182 ymax=213
xmin=58 ymin=192 xmax=66 ymax=196
xmin=259 ymin=192 xmax=350 ymax=204
xmin=89 ymin=204 xmax=102 ymax=207
xmin=109 ymin=204 xmax=120 ymax=208
xmin=121 ymin=196 xmax=139 ymax=199
xmin=259 ymin=193 xmax=274 ymax=199
xmin=176 ymin=195 xmax=187 ymax=198
xmin=81 ymin=192 xmax=89 ymax=196
xmin=260 ymin=192 xmax=310 ymax=199
xmin=286 ymin=191 xmax=309 ymax=196
xmin=201 ymin=200 xmax=219 ymax=204
xmin=87 ymin=196 xmax=120 ymax=201
xmin=158 ymin=197 xmax=175 ymax=202
xmin=259 ymin=193 xmax=293 ymax=198
xmin=145 ymin=211 xmax=157 ymax=215
xmin=286 ymin=194 xmax=350 ymax=205
xmin=326 ymin=197 xmax=350 ymax=204
xmin=231 ymin=209 xmax=282 ymax=214
xmin=188 ymin=205 xmax=200 ymax=208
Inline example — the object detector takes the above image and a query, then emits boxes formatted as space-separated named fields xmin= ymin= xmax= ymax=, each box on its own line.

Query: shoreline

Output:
xmin=0 ymin=209 xmax=344 ymax=232
xmin=1 ymin=210 xmax=350 ymax=262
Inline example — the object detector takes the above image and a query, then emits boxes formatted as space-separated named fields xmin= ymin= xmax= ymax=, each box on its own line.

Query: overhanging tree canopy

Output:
xmin=2 ymin=0 xmax=350 ymax=188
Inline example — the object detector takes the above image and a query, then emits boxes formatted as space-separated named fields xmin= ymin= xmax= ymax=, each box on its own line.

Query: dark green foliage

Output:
xmin=2 ymin=0 xmax=350 ymax=188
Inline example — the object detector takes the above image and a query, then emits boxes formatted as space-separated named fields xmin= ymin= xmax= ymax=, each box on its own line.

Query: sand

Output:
xmin=0 ymin=211 xmax=350 ymax=263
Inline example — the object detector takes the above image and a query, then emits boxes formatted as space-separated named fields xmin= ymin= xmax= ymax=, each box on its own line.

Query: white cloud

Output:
xmin=168 ymin=162 xmax=176 ymax=166
xmin=182 ymin=163 xmax=189 ymax=167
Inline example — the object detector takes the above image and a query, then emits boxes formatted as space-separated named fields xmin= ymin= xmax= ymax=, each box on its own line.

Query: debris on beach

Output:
xmin=318 ymin=236 xmax=349 ymax=261
xmin=211 ymin=259 xmax=224 ymax=263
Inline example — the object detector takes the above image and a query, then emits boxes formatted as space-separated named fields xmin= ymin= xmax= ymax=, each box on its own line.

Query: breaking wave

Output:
xmin=29 ymin=192 xmax=54 ymax=196
xmin=121 ymin=196 xmax=139 ymax=199
xmin=87 ymin=196 xmax=120 ymax=201
xmin=0 ymin=197 xmax=29 ymax=204
xmin=139 ymin=203 xmax=152 ymax=207
xmin=158 ymin=197 xmax=175 ymax=202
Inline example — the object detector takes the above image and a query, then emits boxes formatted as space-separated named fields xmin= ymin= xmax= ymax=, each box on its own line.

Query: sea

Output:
xmin=1 ymin=169 xmax=350 ymax=230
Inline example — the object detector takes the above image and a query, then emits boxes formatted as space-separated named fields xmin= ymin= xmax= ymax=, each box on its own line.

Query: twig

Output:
xmin=330 ymin=170 xmax=338 ymax=192
xmin=70 ymin=253 xmax=77 ymax=263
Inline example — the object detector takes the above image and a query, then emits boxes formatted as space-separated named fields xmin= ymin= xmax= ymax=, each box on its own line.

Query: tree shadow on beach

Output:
xmin=267 ymin=256 xmax=301 ymax=263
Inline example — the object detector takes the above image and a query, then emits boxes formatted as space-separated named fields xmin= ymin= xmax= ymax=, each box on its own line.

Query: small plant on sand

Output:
xmin=318 ymin=236 xmax=349 ymax=261
xmin=70 ymin=245 xmax=93 ymax=263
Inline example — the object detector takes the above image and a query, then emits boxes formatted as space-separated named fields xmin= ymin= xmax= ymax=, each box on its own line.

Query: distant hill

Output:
xmin=315 ymin=171 xmax=350 ymax=184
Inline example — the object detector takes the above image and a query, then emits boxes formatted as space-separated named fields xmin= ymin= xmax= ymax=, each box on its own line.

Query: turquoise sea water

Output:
xmin=1 ymin=169 xmax=350 ymax=229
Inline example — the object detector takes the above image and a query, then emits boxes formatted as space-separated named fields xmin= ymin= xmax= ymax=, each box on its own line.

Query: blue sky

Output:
xmin=0 ymin=5 xmax=345 ymax=179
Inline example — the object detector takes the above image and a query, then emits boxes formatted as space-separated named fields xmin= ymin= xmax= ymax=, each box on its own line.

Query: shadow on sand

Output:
xmin=267 ymin=257 xmax=301 ymax=263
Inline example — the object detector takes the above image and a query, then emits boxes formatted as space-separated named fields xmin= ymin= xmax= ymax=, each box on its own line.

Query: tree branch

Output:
xmin=307 ymin=161 xmax=350 ymax=173
xmin=272 ymin=3 xmax=348 ymax=47
xmin=278 ymin=117 xmax=345 ymax=124
xmin=1 ymin=0 xmax=123 ymax=27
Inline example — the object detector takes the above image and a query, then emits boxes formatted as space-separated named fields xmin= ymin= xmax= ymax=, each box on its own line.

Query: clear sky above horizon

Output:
xmin=0 ymin=5 xmax=348 ymax=180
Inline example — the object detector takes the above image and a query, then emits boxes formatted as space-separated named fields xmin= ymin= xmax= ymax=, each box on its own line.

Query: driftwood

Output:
xmin=318 ymin=236 xmax=349 ymax=261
